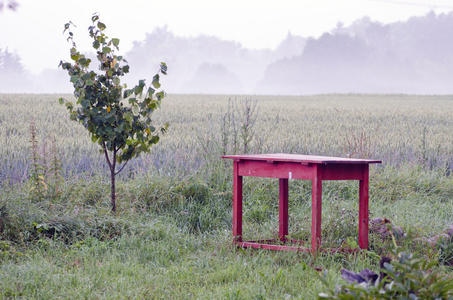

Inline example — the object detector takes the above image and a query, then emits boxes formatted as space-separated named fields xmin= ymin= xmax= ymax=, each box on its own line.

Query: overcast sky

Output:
xmin=1 ymin=0 xmax=453 ymax=74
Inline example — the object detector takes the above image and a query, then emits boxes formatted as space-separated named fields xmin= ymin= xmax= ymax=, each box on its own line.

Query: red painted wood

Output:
xmin=233 ymin=160 xmax=243 ymax=242
xmin=223 ymin=153 xmax=381 ymax=254
xmin=359 ymin=164 xmax=370 ymax=249
xmin=235 ymin=241 xmax=359 ymax=254
xmin=223 ymin=153 xmax=381 ymax=165
xmin=279 ymin=178 xmax=289 ymax=241
xmin=237 ymin=241 xmax=312 ymax=252
xmin=311 ymin=164 xmax=323 ymax=253
xmin=237 ymin=160 xmax=314 ymax=180
xmin=321 ymin=163 xmax=365 ymax=180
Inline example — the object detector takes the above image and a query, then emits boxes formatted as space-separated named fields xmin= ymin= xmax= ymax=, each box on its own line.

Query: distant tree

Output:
xmin=0 ymin=48 xmax=31 ymax=92
xmin=59 ymin=14 xmax=168 ymax=212
xmin=0 ymin=0 xmax=18 ymax=11
xmin=0 ymin=49 xmax=24 ymax=73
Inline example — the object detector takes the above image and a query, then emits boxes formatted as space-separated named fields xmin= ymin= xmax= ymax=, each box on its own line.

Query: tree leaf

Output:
xmin=160 ymin=62 xmax=167 ymax=75
xmin=70 ymin=75 xmax=79 ymax=83
xmin=91 ymin=14 xmax=99 ymax=23
xmin=81 ymin=99 xmax=89 ymax=108
xmin=71 ymin=53 xmax=80 ymax=61
xmin=97 ymin=22 xmax=106 ymax=31
xmin=156 ymin=91 xmax=165 ymax=100
xmin=152 ymin=74 xmax=161 ymax=89
xmin=102 ymin=46 xmax=111 ymax=54
xmin=134 ymin=80 xmax=145 ymax=95
xmin=112 ymin=38 xmax=120 ymax=47
xmin=147 ymin=87 xmax=155 ymax=97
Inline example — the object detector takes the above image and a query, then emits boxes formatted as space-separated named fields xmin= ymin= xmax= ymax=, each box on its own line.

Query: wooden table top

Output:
xmin=222 ymin=153 xmax=382 ymax=165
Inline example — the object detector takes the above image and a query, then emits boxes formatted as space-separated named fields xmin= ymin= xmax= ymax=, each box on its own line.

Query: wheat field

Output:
xmin=2 ymin=93 xmax=453 ymax=184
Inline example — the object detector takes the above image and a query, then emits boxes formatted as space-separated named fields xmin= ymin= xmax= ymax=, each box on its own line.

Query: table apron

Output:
xmin=237 ymin=160 xmax=366 ymax=180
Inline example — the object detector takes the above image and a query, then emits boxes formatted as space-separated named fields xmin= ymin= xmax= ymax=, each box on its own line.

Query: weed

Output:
xmin=28 ymin=120 xmax=64 ymax=202
xmin=319 ymin=247 xmax=453 ymax=299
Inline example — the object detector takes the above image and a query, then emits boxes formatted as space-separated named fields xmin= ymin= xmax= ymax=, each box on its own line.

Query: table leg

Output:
xmin=359 ymin=164 xmax=369 ymax=249
xmin=312 ymin=164 xmax=323 ymax=253
xmin=233 ymin=160 xmax=243 ymax=242
xmin=279 ymin=178 xmax=289 ymax=242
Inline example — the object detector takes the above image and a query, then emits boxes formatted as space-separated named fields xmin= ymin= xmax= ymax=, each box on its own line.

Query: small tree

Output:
xmin=59 ymin=13 xmax=168 ymax=212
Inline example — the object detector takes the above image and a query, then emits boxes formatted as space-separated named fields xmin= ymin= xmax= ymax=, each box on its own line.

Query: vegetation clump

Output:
xmin=319 ymin=247 xmax=453 ymax=299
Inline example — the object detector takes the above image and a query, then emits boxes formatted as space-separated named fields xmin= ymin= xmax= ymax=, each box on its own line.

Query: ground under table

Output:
xmin=222 ymin=154 xmax=381 ymax=253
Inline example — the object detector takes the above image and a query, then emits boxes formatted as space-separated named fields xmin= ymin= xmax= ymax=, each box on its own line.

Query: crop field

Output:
xmin=3 ymin=93 xmax=453 ymax=181
xmin=1 ymin=93 xmax=453 ymax=298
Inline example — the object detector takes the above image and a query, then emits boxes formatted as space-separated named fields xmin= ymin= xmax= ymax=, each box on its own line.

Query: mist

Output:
xmin=1 ymin=10 xmax=453 ymax=95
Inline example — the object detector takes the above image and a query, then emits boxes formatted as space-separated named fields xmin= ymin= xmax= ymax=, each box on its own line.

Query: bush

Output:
xmin=318 ymin=247 xmax=453 ymax=299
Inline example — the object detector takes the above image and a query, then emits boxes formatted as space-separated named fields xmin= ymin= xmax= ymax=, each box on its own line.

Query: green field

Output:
xmin=1 ymin=94 xmax=453 ymax=298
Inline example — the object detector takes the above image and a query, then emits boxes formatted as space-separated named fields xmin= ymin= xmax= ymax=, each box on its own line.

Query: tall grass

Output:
xmin=2 ymin=94 xmax=453 ymax=185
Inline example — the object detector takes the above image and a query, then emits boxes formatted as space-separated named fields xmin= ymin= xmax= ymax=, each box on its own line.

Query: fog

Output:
xmin=1 ymin=11 xmax=453 ymax=95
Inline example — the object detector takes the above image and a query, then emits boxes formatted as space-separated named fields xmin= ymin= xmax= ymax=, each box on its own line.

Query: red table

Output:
xmin=222 ymin=154 xmax=381 ymax=253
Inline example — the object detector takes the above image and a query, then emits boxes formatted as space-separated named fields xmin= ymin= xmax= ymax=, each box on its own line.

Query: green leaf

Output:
xmin=91 ymin=14 xmax=99 ymax=23
xmin=134 ymin=81 xmax=145 ymax=96
xmin=63 ymin=23 xmax=71 ymax=34
xmin=70 ymin=75 xmax=79 ymax=83
xmin=124 ymin=112 xmax=132 ymax=123
xmin=112 ymin=38 xmax=120 ymax=47
xmin=147 ymin=87 xmax=155 ymax=97
xmin=97 ymin=22 xmax=106 ymax=31
xmin=150 ymin=135 xmax=159 ymax=144
xmin=162 ymin=123 xmax=169 ymax=132
xmin=102 ymin=46 xmax=111 ymax=54
xmin=160 ymin=62 xmax=167 ymax=75
xmin=156 ymin=91 xmax=165 ymax=100
xmin=152 ymin=74 xmax=161 ymax=89
xmin=71 ymin=53 xmax=80 ymax=61
xmin=86 ymin=80 xmax=94 ymax=86
xmin=81 ymin=99 xmax=89 ymax=108
xmin=113 ymin=77 xmax=120 ymax=86
xmin=79 ymin=58 xmax=91 ymax=68
xmin=81 ymin=73 xmax=91 ymax=80
xmin=149 ymin=100 xmax=159 ymax=109
xmin=93 ymin=40 xmax=100 ymax=49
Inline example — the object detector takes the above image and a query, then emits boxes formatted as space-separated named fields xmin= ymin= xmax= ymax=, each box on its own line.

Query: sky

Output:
xmin=1 ymin=0 xmax=453 ymax=75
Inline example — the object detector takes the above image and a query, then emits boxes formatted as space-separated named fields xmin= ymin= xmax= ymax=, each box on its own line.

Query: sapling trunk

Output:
xmin=110 ymin=166 xmax=116 ymax=213
xmin=110 ymin=147 xmax=117 ymax=212
xmin=104 ymin=143 xmax=117 ymax=213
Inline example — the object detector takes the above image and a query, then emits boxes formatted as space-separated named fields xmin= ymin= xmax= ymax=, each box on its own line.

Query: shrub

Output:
xmin=318 ymin=247 xmax=453 ymax=299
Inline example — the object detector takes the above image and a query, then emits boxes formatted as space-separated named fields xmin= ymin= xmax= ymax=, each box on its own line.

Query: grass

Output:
xmin=1 ymin=93 xmax=453 ymax=298
xmin=0 ymin=228 xmax=336 ymax=299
